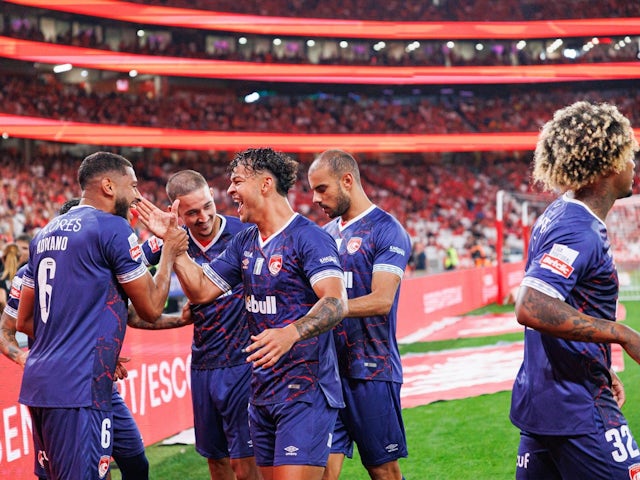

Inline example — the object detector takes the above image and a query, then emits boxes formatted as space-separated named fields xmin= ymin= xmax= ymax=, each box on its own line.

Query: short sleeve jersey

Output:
xmin=202 ymin=213 xmax=345 ymax=408
xmin=3 ymin=265 xmax=27 ymax=320
xmin=141 ymin=215 xmax=251 ymax=369
xmin=323 ymin=205 xmax=410 ymax=383
xmin=19 ymin=205 xmax=148 ymax=410
xmin=510 ymin=195 xmax=621 ymax=435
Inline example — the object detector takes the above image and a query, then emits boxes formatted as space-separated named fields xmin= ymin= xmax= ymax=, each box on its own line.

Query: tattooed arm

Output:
xmin=515 ymin=286 xmax=640 ymax=364
xmin=0 ymin=310 xmax=28 ymax=367
xmin=245 ymin=275 xmax=348 ymax=369
xmin=127 ymin=302 xmax=194 ymax=330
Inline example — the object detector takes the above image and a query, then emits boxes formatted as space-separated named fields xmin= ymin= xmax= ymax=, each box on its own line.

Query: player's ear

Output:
xmin=342 ymin=172 xmax=354 ymax=190
xmin=101 ymin=176 xmax=115 ymax=197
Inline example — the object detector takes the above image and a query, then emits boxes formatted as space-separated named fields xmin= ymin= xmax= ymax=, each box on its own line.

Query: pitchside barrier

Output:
xmin=4 ymin=196 xmax=638 ymax=477
xmin=0 ymin=261 xmax=527 ymax=478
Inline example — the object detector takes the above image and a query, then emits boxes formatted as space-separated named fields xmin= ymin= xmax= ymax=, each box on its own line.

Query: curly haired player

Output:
xmin=510 ymin=101 xmax=640 ymax=479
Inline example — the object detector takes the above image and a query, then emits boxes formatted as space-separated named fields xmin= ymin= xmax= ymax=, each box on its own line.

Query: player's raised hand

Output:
xmin=136 ymin=197 xmax=178 ymax=239
xmin=162 ymin=205 xmax=188 ymax=259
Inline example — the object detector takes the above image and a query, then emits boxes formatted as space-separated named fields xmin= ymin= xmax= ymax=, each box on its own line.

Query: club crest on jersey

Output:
xmin=148 ymin=236 xmax=163 ymax=253
xmin=129 ymin=244 xmax=142 ymax=261
xmin=347 ymin=237 xmax=362 ymax=254
xmin=9 ymin=284 xmax=21 ymax=300
xmin=268 ymin=255 xmax=283 ymax=276
xmin=98 ymin=455 xmax=111 ymax=479
xmin=629 ymin=463 xmax=640 ymax=480
xmin=539 ymin=243 xmax=578 ymax=279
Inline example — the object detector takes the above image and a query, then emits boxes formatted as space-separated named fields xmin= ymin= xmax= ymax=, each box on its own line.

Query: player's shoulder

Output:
xmin=221 ymin=214 xmax=250 ymax=234
xmin=371 ymin=207 xmax=410 ymax=238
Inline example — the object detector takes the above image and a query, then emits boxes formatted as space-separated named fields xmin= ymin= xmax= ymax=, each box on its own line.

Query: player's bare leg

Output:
xmin=207 ymin=457 xmax=235 ymax=480
xmin=365 ymin=459 xmax=403 ymax=480
xmin=321 ymin=453 xmax=345 ymax=480
xmin=231 ymin=456 xmax=263 ymax=480
xmin=261 ymin=464 xmax=325 ymax=480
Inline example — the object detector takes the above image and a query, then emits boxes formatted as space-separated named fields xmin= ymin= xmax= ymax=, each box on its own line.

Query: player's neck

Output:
xmin=257 ymin=199 xmax=295 ymax=239
xmin=340 ymin=198 xmax=374 ymax=225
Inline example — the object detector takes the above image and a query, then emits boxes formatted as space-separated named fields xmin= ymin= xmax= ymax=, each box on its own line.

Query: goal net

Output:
xmin=607 ymin=194 xmax=640 ymax=301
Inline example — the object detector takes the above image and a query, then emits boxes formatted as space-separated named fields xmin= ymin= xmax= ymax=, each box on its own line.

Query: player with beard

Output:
xmin=16 ymin=151 xmax=188 ymax=480
xmin=307 ymin=149 xmax=410 ymax=480
xmin=509 ymin=101 xmax=640 ymax=479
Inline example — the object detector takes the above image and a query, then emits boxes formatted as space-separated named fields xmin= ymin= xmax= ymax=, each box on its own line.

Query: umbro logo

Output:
xmin=284 ymin=445 xmax=299 ymax=456
xmin=385 ymin=443 xmax=399 ymax=453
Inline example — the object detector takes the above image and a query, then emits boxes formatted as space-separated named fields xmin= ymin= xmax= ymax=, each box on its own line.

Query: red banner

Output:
xmin=2 ymin=37 xmax=640 ymax=85
xmin=4 ymin=0 xmax=640 ymax=39
xmin=397 ymin=262 xmax=524 ymax=341
xmin=0 ymin=264 xmax=526 ymax=477
xmin=0 ymin=325 xmax=194 ymax=479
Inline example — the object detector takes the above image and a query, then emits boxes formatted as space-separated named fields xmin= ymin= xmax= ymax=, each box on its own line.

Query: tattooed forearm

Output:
xmin=128 ymin=313 xmax=190 ymax=330
xmin=294 ymin=297 xmax=345 ymax=341
xmin=518 ymin=288 xmax=622 ymax=344
xmin=0 ymin=326 xmax=23 ymax=363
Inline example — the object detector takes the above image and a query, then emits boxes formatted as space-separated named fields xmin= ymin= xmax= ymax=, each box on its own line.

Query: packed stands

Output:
xmin=1 ymin=0 xmax=639 ymax=273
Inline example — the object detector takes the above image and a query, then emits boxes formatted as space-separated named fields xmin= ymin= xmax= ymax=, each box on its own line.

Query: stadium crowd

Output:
xmin=3 ymin=7 xmax=639 ymax=67
xmin=2 ymin=72 xmax=640 ymax=134
xmin=0 ymin=145 xmax=545 ymax=274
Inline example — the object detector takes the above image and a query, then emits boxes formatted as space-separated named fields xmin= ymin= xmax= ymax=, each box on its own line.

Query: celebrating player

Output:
xmin=134 ymin=169 xmax=261 ymax=480
xmin=137 ymin=147 xmax=347 ymax=480
xmin=16 ymin=151 xmax=188 ymax=480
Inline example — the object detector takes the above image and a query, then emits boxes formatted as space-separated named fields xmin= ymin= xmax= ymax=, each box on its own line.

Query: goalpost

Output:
xmin=607 ymin=194 xmax=640 ymax=301
xmin=496 ymin=192 xmax=640 ymax=302
xmin=495 ymin=190 xmax=551 ymax=302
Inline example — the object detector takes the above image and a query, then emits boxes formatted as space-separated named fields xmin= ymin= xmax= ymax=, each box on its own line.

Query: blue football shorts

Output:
xmin=191 ymin=364 xmax=255 ymax=460
xmin=330 ymin=378 xmax=408 ymax=467
xmin=248 ymin=388 xmax=339 ymax=467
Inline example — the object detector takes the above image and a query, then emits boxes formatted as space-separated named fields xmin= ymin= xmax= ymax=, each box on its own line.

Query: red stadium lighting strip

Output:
xmin=0 ymin=114 xmax=542 ymax=153
xmin=5 ymin=0 xmax=640 ymax=39
xmin=2 ymin=37 xmax=640 ymax=84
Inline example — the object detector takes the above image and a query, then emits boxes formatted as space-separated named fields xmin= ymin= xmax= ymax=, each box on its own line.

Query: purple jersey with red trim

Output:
xmin=323 ymin=206 xmax=410 ymax=383
xmin=141 ymin=215 xmax=251 ymax=369
xmin=19 ymin=205 xmax=148 ymax=410
xmin=510 ymin=195 xmax=621 ymax=435
xmin=3 ymin=265 xmax=27 ymax=320
xmin=202 ymin=213 xmax=345 ymax=408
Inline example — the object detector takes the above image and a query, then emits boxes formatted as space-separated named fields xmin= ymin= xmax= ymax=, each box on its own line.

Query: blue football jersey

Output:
xmin=323 ymin=205 xmax=410 ymax=383
xmin=141 ymin=215 xmax=251 ymax=369
xmin=3 ymin=265 xmax=27 ymax=320
xmin=510 ymin=194 xmax=622 ymax=435
xmin=202 ymin=213 xmax=345 ymax=408
xmin=19 ymin=205 xmax=148 ymax=410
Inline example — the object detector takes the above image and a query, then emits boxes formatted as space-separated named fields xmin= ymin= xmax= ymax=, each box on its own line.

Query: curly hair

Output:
xmin=228 ymin=148 xmax=298 ymax=195
xmin=532 ymin=101 xmax=639 ymax=193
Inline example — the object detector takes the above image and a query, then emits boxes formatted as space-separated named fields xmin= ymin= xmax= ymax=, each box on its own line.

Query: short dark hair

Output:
xmin=313 ymin=149 xmax=361 ymax=183
xmin=59 ymin=198 xmax=81 ymax=215
xmin=166 ymin=170 xmax=209 ymax=202
xmin=228 ymin=148 xmax=298 ymax=195
xmin=77 ymin=152 xmax=133 ymax=189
